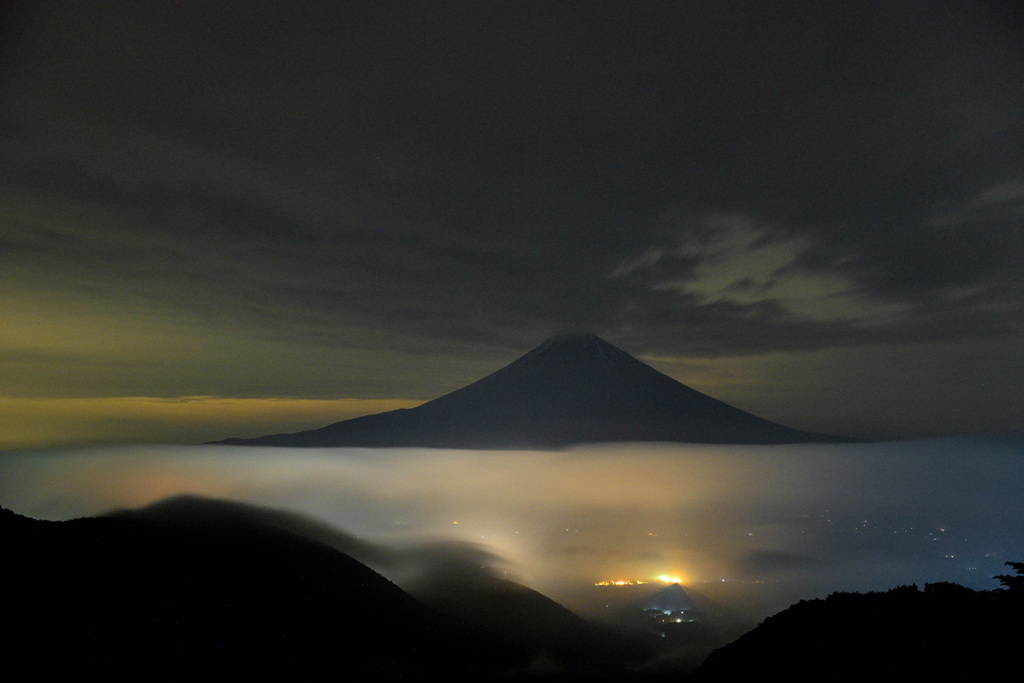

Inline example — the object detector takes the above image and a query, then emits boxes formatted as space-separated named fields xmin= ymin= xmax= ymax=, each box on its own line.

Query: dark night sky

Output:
xmin=1 ymin=1 xmax=1022 ymax=447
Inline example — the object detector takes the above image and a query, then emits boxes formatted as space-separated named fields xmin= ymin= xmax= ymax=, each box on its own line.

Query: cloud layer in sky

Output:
xmin=1 ymin=1 xmax=1022 ymax=443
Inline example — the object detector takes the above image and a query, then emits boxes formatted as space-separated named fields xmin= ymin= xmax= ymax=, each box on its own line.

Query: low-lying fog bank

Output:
xmin=2 ymin=436 xmax=1021 ymax=622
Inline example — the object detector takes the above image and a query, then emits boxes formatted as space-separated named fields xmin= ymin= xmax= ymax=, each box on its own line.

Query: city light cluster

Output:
xmin=594 ymin=579 xmax=649 ymax=587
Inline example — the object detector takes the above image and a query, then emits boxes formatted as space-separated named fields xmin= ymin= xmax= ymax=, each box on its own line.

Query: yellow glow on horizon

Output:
xmin=0 ymin=396 xmax=425 ymax=450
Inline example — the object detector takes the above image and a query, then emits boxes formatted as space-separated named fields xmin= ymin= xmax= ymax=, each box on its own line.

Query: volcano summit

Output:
xmin=216 ymin=333 xmax=843 ymax=448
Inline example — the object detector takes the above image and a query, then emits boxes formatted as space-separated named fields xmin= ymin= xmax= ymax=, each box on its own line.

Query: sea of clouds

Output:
xmin=2 ymin=435 xmax=1021 ymax=621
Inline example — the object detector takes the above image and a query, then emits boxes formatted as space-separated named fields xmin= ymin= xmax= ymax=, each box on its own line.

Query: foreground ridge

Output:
xmin=691 ymin=580 xmax=1022 ymax=680
xmin=5 ymin=499 xmax=1017 ymax=680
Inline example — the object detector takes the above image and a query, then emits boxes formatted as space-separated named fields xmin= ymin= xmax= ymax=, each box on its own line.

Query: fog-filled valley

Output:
xmin=3 ymin=436 xmax=1022 ymax=678
xmin=4 ymin=437 xmax=1021 ymax=619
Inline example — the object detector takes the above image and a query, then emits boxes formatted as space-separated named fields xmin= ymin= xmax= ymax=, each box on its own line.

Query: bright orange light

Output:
xmin=656 ymin=573 xmax=687 ymax=585
xmin=594 ymin=579 xmax=648 ymax=586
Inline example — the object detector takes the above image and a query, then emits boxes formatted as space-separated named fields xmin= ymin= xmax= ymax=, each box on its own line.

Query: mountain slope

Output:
xmin=216 ymin=333 xmax=843 ymax=448
xmin=0 ymin=498 xmax=516 ymax=681
xmin=407 ymin=558 xmax=660 ymax=677
xmin=691 ymin=583 xmax=1020 ymax=680
xmin=3 ymin=496 xmax=687 ymax=680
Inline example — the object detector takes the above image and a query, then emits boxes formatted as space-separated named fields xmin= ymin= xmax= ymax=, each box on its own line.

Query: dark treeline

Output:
xmin=691 ymin=572 xmax=1023 ymax=680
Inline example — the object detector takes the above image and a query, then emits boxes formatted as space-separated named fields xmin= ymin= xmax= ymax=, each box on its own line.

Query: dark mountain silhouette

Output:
xmin=215 ymin=333 xmax=844 ymax=448
xmin=690 ymin=581 xmax=1021 ymax=680
xmin=605 ymin=582 xmax=734 ymax=675
xmin=0 ymin=497 xmax=667 ymax=681
xmin=0 ymin=499 xmax=521 ymax=681
xmin=5 ymin=498 xmax=1016 ymax=680
xmin=642 ymin=582 xmax=698 ymax=614
xmin=402 ymin=547 xmax=662 ymax=677
xmin=411 ymin=570 xmax=660 ymax=677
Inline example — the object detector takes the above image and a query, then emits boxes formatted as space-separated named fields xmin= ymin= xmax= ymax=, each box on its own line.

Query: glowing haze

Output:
xmin=3 ymin=437 xmax=1021 ymax=621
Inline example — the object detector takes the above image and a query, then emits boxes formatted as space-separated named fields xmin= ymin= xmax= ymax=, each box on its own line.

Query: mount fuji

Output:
xmin=215 ymin=333 xmax=845 ymax=448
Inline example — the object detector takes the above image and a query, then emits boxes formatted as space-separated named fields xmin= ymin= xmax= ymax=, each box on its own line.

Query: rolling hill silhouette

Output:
xmin=1 ymin=498 xmax=513 ymax=680
xmin=1 ymin=496 xmax=667 ymax=680
xmin=6 ymin=498 xmax=1015 ymax=680
xmin=216 ymin=333 xmax=843 ymax=448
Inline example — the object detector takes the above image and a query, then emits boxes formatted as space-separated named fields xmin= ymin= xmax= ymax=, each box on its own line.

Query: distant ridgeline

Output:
xmin=214 ymin=333 xmax=848 ymax=448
